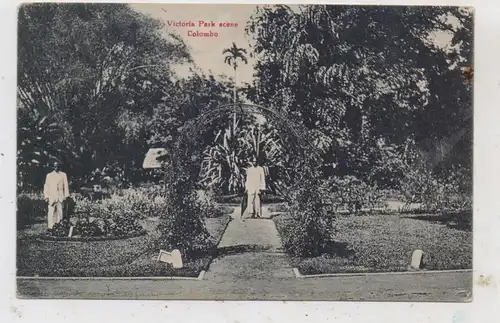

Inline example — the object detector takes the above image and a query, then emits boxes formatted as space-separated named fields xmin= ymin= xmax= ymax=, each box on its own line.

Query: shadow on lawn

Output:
xmin=216 ymin=244 xmax=277 ymax=257
xmin=318 ymin=241 xmax=356 ymax=259
xmin=403 ymin=211 xmax=472 ymax=231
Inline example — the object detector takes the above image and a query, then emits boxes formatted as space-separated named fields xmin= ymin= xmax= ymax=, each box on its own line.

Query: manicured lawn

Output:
xmin=205 ymin=215 xmax=232 ymax=244
xmin=212 ymin=205 xmax=235 ymax=217
xmin=17 ymin=214 xmax=231 ymax=277
xmin=274 ymin=211 xmax=472 ymax=275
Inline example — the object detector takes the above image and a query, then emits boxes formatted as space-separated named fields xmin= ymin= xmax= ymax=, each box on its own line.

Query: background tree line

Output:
xmin=17 ymin=3 xmax=233 ymax=191
xmin=17 ymin=4 xmax=473 ymax=205
xmin=244 ymin=5 xmax=472 ymax=196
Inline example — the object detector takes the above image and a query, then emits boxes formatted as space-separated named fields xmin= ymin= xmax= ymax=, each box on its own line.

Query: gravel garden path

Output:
xmin=204 ymin=205 xmax=295 ymax=282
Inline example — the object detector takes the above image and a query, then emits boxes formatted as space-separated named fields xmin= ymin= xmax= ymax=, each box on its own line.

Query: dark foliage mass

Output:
xmin=17 ymin=4 xmax=472 ymax=261
xmin=245 ymin=5 xmax=472 ymax=256
xmin=246 ymin=5 xmax=472 ymax=187
xmin=17 ymin=3 xmax=232 ymax=191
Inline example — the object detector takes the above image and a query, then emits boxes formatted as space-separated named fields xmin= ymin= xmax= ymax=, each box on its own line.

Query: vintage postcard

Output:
xmin=16 ymin=3 xmax=473 ymax=301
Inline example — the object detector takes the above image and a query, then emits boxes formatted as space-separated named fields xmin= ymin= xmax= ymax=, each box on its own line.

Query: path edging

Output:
xmin=17 ymin=270 xmax=207 ymax=281
xmin=293 ymin=268 xmax=473 ymax=278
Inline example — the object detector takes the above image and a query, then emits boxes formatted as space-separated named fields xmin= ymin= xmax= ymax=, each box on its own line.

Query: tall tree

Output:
xmin=146 ymin=72 xmax=233 ymax=150
xmin=17 ymin=3 xmax=191 ymax=188
xmin=222 ymin=42 xmax=248 ymax=132
xmin=246 ymin=5 xmax=472 ymax=184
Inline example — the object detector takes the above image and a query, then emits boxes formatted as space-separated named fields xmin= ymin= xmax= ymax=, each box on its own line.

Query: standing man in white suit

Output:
xmin=43 ymin=161 xmax=69 ymax=229
xmin=243 ymin=156 xmax=266 ymax=219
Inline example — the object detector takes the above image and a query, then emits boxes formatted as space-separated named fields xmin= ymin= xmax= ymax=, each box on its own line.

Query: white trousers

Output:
xmin=47 ymin=201 xmax=64 ymax=229
xmin=243 ymin=191 xmax=261 ymax=218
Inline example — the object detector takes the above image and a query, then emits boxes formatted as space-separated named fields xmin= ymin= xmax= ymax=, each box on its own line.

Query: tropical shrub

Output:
xmin=157 ymin=187 xmax=215 ymax=259
xmin=72 ymin=218 xmax=103 ymax=237
xmin=196 ymin=189 xmax=234 ymax=217
xmin=62 ymin=188 xmax=163 ymax=237
xmin=280 ymin=177 xmax=336 ymax=257
xmin=155 ymin=150 xmax=216 ymax=260
xmin=199 ymin=119 xmax=289 ymax=195
xmin=118 ymin=186 xmax=169 ymax=218
xmin=73 ymin=187 xmax=168 ymax=220
xmin=199 ymin=124 xmax=246 ymax=194
xmin=367 ymin=138 xmax=407 ymax=189
xmin=319 ymin=176 xmax=385 ymax=213
xmin=199 ymin=200 xmax=225 ymax=218
xmin=400 ymin=165 xmax=472 ymax=212
xmin=17 ymin=109 xmax=64 ymax=191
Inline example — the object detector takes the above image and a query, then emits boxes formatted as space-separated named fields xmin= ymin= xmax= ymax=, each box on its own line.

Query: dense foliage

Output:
xmin=44 ymin=188 xmax=162 ymax=238
xmin=17 ymin=4 xmax=473 ymax=263
xmin=199 ymin=117 xmax=289 ymax=194
xmin=155 ymin=142 xmax=217 ymax=259
xmin=17 ymin=193 xmax=47 ymax=227
xmin=17 ymin=3 xmax=232 ymax=191
xmin=243 ymin=5 xmax=472 ymax=256
xmin=246 ymin=5 xmax=472 ymax=190
xmin=278 ymin=176 xmax=336 ymax=257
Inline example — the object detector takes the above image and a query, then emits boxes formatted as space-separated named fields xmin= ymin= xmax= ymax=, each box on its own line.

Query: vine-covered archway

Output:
xmin=181 ymin=103 xmax=314 ymax=151
xmin=153 ymin=103 xmax=326 ymax=257
xmin=171 ymin=103 xmax=322 ymax=196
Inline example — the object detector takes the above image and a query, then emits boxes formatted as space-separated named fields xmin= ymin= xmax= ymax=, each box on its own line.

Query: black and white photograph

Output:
xmin=16 ymin=3 xmax=473 ymax=301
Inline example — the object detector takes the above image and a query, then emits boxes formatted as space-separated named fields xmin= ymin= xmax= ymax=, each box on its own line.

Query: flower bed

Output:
xmin=44 ymin=215 xmax=144 ymax=240
xmin=17 ymin=184 xmax=234 ymax=278
xmin=17 ymin=213 xmax=232 ymax=278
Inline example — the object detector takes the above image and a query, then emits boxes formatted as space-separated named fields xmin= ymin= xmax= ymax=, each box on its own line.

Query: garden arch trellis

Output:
xmin=167 ymin=103 xmax=323 ymax=195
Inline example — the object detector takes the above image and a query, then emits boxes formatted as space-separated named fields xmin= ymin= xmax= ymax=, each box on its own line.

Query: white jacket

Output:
xmin=43 ymin=171 xmax=69 ymax=204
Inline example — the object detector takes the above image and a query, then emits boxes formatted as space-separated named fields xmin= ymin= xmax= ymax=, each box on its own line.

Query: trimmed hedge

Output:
xmin=17 ymin=193 xmax=46 ymax=227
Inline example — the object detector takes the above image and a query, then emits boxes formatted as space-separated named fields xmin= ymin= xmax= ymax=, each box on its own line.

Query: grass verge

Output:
xmin=17 ymin=214 xmax=231 ymax=277
xmin=274 ymin=211 xmax=472 ymax=275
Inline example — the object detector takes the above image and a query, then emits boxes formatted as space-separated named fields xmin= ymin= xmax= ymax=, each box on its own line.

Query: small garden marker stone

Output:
xmin=158 ymin=250 xmax=172 ymax=263
xmin=157 ymin=249 xmax=184 ymax=269
xmin=411 ymin=249 xmax=424 ymax=270
xmin=171 ymin=249 xmax=183 ymax=269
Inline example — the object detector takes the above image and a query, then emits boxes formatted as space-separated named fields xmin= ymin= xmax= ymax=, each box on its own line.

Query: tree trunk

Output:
xmin=256 ymin=125 xmax=261 ymax=159
xmin=233 ymin=67 xmax=237 ymax=132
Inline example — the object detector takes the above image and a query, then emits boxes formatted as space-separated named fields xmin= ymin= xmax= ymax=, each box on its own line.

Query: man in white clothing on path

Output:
xmin=43 ymin=161 xmax=70 ymax=229
xmin=243 ymin=156 xmax=266 ymax=219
